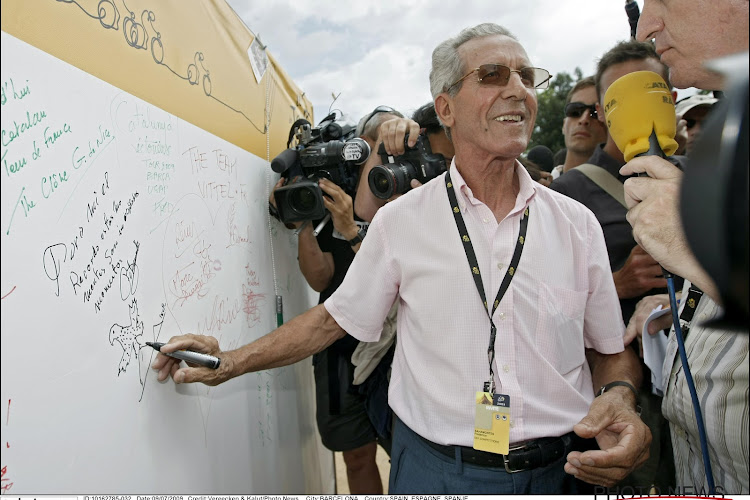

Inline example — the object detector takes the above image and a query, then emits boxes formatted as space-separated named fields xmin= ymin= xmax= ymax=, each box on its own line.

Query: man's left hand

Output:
xmin=564 ymin=391 xmax=651 ymax=486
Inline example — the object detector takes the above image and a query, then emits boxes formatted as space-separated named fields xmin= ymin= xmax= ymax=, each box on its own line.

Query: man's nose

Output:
xmin=635 ymin=1 xmax=661 ymax=42
xmin=502 ymin=71 xmax=527 ymax=99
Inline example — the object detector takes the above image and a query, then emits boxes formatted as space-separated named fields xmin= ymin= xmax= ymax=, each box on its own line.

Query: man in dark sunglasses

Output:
xmin=550 ymin=76 xmax=608 ymax=179
xmin=552 ymin=40 xmax=688 ymax=494
xmin=552 ymin=40 xmax=678 ymax=327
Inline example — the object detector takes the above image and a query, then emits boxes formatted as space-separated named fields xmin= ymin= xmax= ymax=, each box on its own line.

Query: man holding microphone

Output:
xmin=622 ymin=0 xmax=748 ymax=493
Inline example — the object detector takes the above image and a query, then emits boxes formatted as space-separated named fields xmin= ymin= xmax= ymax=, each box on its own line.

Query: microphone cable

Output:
xmin=665 ymin=273 xmax=715 ymax=494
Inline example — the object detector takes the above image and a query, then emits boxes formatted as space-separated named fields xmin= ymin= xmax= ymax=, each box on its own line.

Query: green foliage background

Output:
xmin=527 ymin=67 xmax=583 ymax=155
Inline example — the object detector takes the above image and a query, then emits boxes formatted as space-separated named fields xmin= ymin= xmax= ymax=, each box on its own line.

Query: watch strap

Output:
xmin=598 ymin=380 xmax=639 ymax=399
xmin=596 ymin=380 xmax=642 ymax=417
xmin=348 ymin=227 xmax=366 ymax=246
xmin=598 ymin=380 xmax=641 ymax=415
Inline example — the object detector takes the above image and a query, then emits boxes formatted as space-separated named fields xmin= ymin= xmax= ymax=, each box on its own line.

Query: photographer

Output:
xmin=269 ymin=106 xmax=404 ymax=494
xmin=621 ymin=0 xmax=749 ymax=493
xmin=349 ymin=103 xmax=454 ymax=452
xmin=377 ymin=102 xmax=455 ymax=161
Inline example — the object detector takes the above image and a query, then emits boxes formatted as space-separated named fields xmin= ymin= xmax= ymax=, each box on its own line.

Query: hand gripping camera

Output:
xmin=368 ymin=134 xmax=448 ymax=199
xmin=271 ymin=112 xmax=371 ymax=223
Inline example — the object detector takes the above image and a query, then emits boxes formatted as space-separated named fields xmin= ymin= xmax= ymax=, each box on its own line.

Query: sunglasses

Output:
xmin=358 ymin=105 xmax=400 ymax=135
xmin=684 ymin=118 xmax=698 ymax=130
xmin=564 ymin=102 xmax=598 ymax=120
xmin=447 ymin=63 xmax=552 ymax=92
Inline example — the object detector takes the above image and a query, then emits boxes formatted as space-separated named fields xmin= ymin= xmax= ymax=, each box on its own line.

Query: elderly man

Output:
xmin=153 ymin=24 xmax=650 ymax=494
xmin=622 ymin=0 xmax=749 ymax=493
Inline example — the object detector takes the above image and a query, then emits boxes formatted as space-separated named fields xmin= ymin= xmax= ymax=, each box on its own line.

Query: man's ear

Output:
xmin=595 ymin=102 xmax=606 ymax=125
xmin=434 ymin=94 xmax=455 ymax=128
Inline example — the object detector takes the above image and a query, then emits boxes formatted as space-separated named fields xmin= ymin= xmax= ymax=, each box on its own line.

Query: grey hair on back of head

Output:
xmin=429 ymin=23 xmax=518 ymax=99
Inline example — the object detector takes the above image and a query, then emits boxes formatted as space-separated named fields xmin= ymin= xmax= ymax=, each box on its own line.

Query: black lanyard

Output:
xmin=445 ymin=172 xmax=529 ymax=393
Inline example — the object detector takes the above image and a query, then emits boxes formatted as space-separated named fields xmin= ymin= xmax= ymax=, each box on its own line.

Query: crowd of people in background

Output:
xmin=153 ymin=0 xmax=748 ymax=495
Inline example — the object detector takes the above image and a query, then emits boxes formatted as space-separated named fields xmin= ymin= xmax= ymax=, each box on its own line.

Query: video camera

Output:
xmin=271 ymin=112 xmax=371 ymax=224
xmin=368 ymin=134 xmax=447 ymax=199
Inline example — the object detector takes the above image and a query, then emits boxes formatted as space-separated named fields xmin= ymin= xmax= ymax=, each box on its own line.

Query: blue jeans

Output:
xmin=388 ymin=416 xmax=587 ymax=494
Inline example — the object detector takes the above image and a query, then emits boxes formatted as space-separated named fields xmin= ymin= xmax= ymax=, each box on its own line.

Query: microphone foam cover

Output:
xmin=603 ymin=71 xmax=678 ymax=162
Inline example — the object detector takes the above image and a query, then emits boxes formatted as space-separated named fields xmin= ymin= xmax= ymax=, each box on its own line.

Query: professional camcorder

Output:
xmin=368 ymin=134 xmax=447 ymax=199
xmin=271 ymin=112 xmax=370 ymax=223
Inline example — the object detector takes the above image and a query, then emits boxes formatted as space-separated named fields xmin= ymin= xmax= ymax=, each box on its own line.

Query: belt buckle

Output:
xmin=503 ymin=442 xmax=528 ymax=473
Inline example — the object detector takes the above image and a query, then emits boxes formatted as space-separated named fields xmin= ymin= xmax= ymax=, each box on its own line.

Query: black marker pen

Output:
xmin=146 ymin=341 xmax=221 ymax=369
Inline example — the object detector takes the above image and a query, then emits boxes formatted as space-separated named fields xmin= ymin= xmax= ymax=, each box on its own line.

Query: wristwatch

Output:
xmin=598 ymin=380 xmax=639 ymax=399
xmin=348 ymin=227 xmax=366 ymax=246
xmin=598 ymin=380 xmax=641 ymax=415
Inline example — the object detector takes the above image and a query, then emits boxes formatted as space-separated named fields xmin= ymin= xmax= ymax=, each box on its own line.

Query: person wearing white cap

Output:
xmin=675 ymin=94 xmax=718 ymax=155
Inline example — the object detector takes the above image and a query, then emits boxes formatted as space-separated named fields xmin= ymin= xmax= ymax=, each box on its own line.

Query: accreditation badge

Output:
xmin=473 ymin=392 xmax=510 ymax=455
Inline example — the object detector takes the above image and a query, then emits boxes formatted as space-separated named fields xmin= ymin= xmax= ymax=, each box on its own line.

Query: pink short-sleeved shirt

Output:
xmin=325 ymin=161 xmax=624 ymax=446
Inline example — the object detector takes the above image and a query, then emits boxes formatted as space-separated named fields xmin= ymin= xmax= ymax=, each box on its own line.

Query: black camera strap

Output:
xmin=445 ymin=172 xmax=529 ymax=393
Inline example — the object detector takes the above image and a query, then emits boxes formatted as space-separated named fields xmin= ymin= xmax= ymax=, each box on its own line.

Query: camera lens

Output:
xmin=290 ymin=185 xmax=319 ymax=215
xmin=368 ymin=164 xmax=414 ymax=199
xmin=370 ymin=170 xmax=392 ymax=199
xmin=368 ymin=165 xmax=396 ymax=199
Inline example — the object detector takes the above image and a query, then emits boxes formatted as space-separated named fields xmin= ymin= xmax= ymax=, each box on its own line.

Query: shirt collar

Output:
xmin=449 ymin=158 xmax=537 ymax=216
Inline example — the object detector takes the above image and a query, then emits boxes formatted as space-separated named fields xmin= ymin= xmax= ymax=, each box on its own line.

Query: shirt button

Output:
xmin=509 ymin=420 xmax=515 ymax=428
xmin=497 ymin=263 xmax=504 ymax=270
xmin=503 ymin=364 xmax=510 ymax=373
xmin=482 ymin=218 xmax=489 ymax=223
xmin=499 ymin=312 xmax=506 ymax=320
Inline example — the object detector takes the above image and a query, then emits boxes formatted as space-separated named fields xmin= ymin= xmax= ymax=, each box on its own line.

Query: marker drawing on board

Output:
xmin=146 ymin=342 xmax=221 ymax=369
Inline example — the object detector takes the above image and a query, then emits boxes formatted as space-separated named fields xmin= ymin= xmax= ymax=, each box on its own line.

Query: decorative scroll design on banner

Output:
xmin=57 ymin=0 xmax=272 ymax=134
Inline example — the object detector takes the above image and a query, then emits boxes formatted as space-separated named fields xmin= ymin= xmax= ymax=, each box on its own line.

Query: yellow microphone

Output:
xmin=603 ymin=71 xmax=678 ymax=161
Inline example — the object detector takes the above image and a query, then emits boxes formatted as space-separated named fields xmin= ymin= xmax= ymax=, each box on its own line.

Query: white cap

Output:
xmin=675 ymin=94 xmax=718 ymax=116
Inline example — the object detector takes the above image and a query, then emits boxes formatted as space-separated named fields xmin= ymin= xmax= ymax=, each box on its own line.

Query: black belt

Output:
xmin=419 ymin=432 xmax=577 ymax=473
